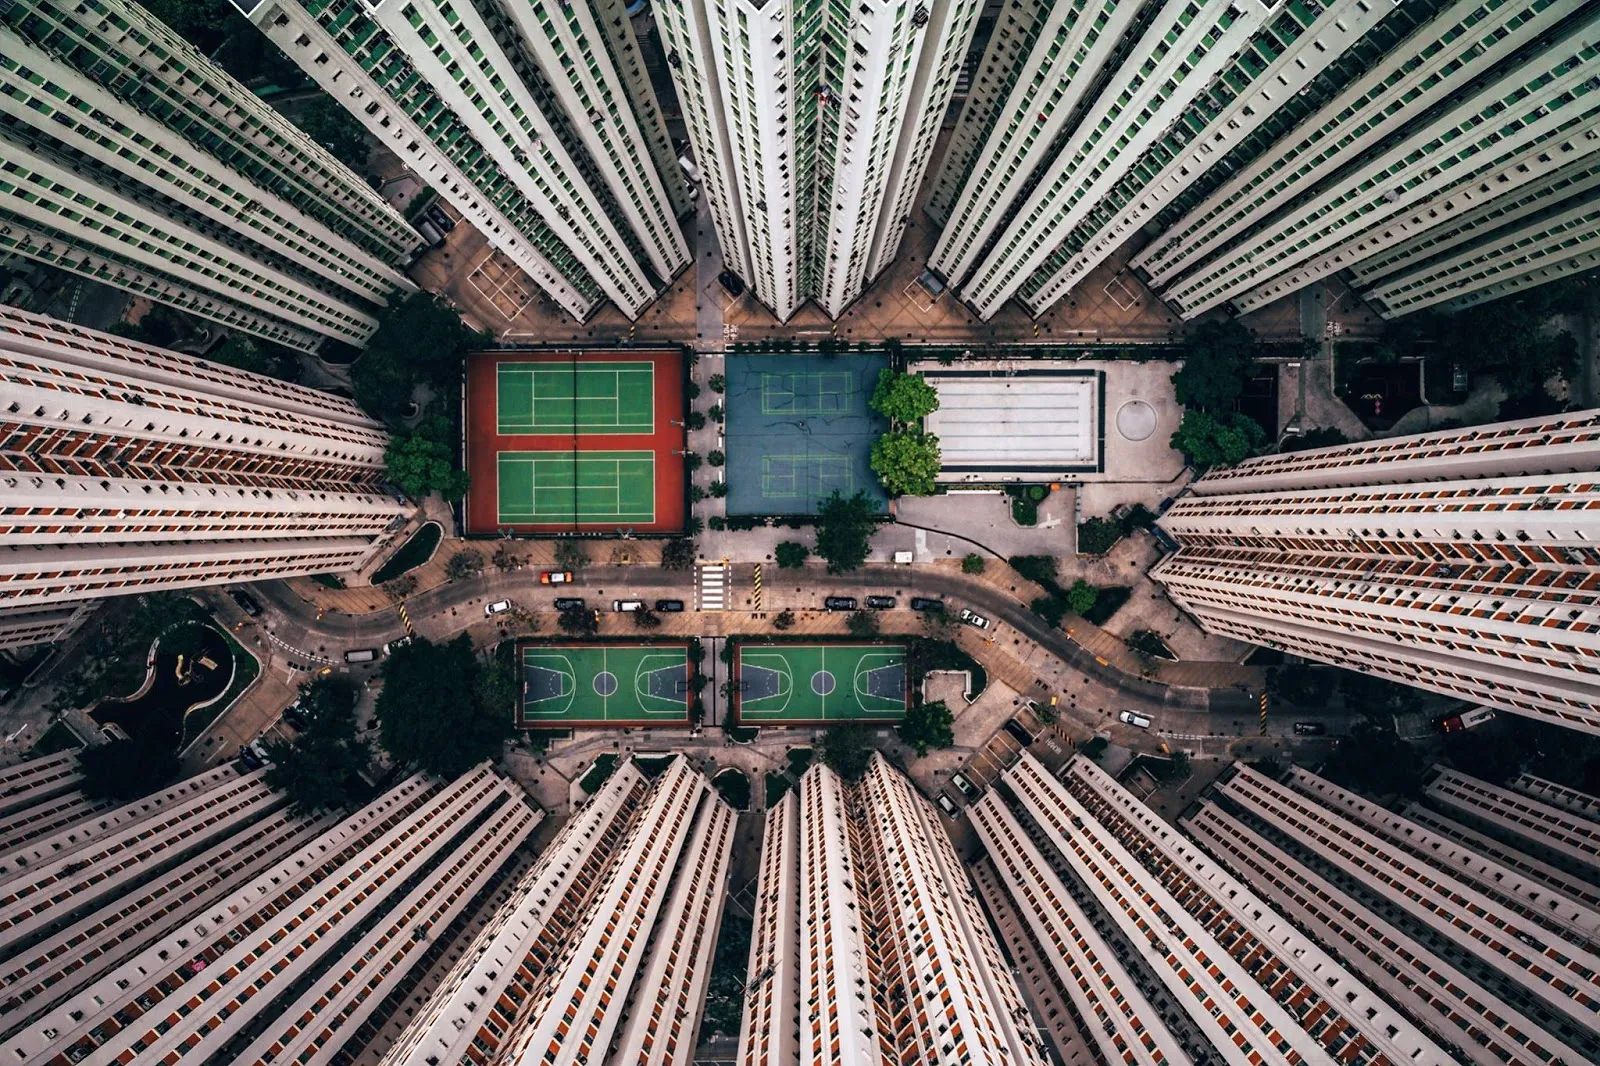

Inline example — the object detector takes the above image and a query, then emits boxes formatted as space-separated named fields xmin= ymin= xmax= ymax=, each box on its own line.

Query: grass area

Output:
xmin=728 ymin=725 xmax=759 ymax=743
xmin=30 ymin=719 xmax=84 ymax=756
xmin=311 ymin=573 xmax=346 ymax=590
xmin=372 ymin=522 xmax=441 ymax=584
xmin=578 ymin=753 xmax=619 ymax=793
xmin=634 ymin=754 xmax=677 ymax=778
xmin=786 ymin=747 xmax=813 ymax=775
xmin=1083 ymin=586 xmax=1131 ymax=626
xmin=701 ymin=910 xmax=752 ymax=1038
xmin=180 ymin=625 xmax=262 ymax=749
xmin=713 ymin=767 xmax=750 ymax=810
xmin=765 ymin=771 xmax=792 ymax=806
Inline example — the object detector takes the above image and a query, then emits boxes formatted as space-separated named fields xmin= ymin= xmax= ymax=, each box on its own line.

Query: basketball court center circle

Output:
xmin=594 ymin=671 xmax=619 ymax=697
xmin=811 ymin=671 xmax=836 ymax=696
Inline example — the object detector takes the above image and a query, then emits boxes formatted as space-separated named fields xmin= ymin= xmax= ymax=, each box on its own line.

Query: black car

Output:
xmin=909 ymin=597 xmax=945 ymax=612
xmin=229 ymin=589 xmax=263 ymax=617
xmin=1293 ymin=721 xmax=1327 ymax=736
xmin=824 ymin=596 xmax=857 ymax=611
xmin=1004 ymin=719 xmax=1036 ymax=747
xmin=864 ymin=595 xmax=897 ymax=609
xmin=553 ymin=597 xmax=586 ymax=611
xmin=655 ymin=599 xmax=685 ymax=612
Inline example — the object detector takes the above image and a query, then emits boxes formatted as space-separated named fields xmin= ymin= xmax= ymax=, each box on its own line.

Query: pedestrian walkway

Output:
xmin=696 ymin=562 xmax=728 ymax=612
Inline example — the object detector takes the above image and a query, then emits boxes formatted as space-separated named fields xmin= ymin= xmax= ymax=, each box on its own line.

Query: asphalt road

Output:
xmin=243 ymin=564 xmax=1259 ymax=718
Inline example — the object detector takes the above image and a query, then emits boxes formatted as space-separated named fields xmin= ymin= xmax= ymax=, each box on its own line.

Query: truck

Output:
xmin=1438 ymin=706 xmax=1495 ymax=734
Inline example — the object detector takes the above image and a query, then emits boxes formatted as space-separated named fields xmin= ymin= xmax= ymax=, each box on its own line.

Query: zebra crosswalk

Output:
xmin=697 ymin=562 xmax=728 ymax=611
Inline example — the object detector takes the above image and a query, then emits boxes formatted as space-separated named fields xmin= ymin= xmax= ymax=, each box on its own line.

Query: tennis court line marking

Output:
xmin=497 ymin=362 xmax=655 ymax=433
xmin=496 ymin=451 xmax=656 ymax=525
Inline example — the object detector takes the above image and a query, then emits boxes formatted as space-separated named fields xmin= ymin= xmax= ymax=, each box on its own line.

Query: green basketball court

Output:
xmin=497 ymin=451 xmax=656 ymax=525
xmin=520 ymin=644 xmax=691 ymax=725
xmin=735 ymin=644 xmax=907 ymax=724
xmin=497 ymin=361 xmax=655 ymax=434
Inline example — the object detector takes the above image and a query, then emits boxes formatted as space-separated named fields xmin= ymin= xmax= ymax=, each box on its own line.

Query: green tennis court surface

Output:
xmin=497 ymin=361 xmax=654 ymax=434
xmin=737 ymin=644 xmax=907 ymax=724
xmin=497 ymin=451 xmax=655 ymax=524
xmin=521 ymin=645 xmax=691 ymax=724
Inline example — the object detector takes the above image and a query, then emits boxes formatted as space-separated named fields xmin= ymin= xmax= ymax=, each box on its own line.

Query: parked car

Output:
xmin=229 ymin=589 xmax=263 ymax=617
xmin=485 ymin=599 xmax=512 ymax=616
xmin=613 ymin=600 xmax=645 ymax=612
xmin=1292 ymin=721 xmax=1327 ymax=736
xmin=824 ymin=596 xmax=857 ymax=611
xmin=935 ymin=793 xmax=959 ymax=817
xmin=909 ymin=597 xmax=945 ymax=612
xmin=950 ymin=772 xmax=977 ymax=797
xmin=540 ymin=571 xmax=573 ymax=585
xmin=864 ymin=595 xmax=897 ymax=609
xmin=344 ymin=648 xmax=377 ymax=664
xmin=553 ymin=597 xmax=586 ymax=611
xmin=655 ymin=599 xmax=685 ymax=612
xmin=381 ymin=636 xmax=414 ymax=656
xmin=959 ymin=608 xmax=990 ymax=630
xmin=1118 ymin=710 xmax=1152 ymax=729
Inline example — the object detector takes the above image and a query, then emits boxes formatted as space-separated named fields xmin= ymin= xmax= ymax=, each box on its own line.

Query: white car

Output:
xmin=485 ymin=599 xmax=512 ymax=617
xmin=959 ymin=608 xmax=990 ymax=630
xmin=1119 ymin=710 xmax=1152 ymax=729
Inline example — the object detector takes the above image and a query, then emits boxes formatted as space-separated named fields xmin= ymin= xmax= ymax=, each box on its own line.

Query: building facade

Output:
xmin=1 ymin=0 xmax=423 ymax=352
xmin=1152 ymin=410 xmax=1600 ymax=734
xmin=922 ymin=0 xmax=1600 ymax=322
xmin=739 ymin=756 xmax=1049 ymax=1066
xmin=0 ymin=306 xmax=410 ymax=610
xmin=653 ymin=0 xmax=982 ymax=321
xmin=0 ymin=757 xmax=543 ymax=1066
xmin=235 ymin=0 xmax=691 ymax=323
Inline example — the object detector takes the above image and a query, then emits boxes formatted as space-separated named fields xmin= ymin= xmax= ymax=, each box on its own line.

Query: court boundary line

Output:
xmin=521 ymin=652 xmax=577 ymax=717
xmin=496 ymin=450 xmax=657 ymax=525
xmin=496 ymin=362 xmax=656 ymax=435
xmin=515 ymin=641 xmax=695 ymax=727
xmin=733 ymin=643 xmax=908 ymax=725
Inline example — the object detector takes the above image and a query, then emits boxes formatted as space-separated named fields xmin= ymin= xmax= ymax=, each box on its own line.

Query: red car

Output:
xmin=540 ymin=571 xmax=573 ymax=585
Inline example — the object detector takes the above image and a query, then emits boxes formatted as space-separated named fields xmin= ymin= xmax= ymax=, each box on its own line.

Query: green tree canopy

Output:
xmin=870 ymin=430 xmax=941 ymax=496
xmin=1067 ymin=580 xmax=1099 ymax=616
xmin=1170 ymin=409 xmax=1265 ymax=470
xmin=353 ymin=293 xmax=486 ymax=421
xmin=205 ymin=335 xmax=298 ymax=381
xmin=870 ymin=369 xmax=940 ymax=424
xmin=79 ymin=733 xmax=179 ymax=801
xmin=375 ymin=636 xmax=513 ymax=777
xmin=775 ymin=541 xmax=810 ymax=569
xmin=818 ymin=722 xmax=875 ymax=782
xmin=898 ymin=700 xmax=954 ymax=756
xmin=1172 ymin=320 xmax=1256 ymax=412
xmin=559 ymin=604 xmax=600 ymax=637
xmin=814 ymin=490 xmax=878 ymax=574
xmin=292 ymin=96 xmax=370 ymax=162
xmin=386 ymin=422 xmax=469 ymax=501
xmin=263 ymin=678 xmax=371 ymax=811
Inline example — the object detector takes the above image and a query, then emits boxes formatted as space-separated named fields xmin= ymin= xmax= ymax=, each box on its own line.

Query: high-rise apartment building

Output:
xmin=0 ymin=758 xmax=543 ymax=1066
xmin=378 ymin=754 xmax=734 ymax=1066
xmin=236 ymin=0 xmax=691 ymax=323
xmin=740 ymin=755 xmax=1049 ymax=1066
xmin=978 ymin=751 xmax=1600 ymax=1066
xmin=653 ymin=0 xmax=982 ymax=321
xmin=925 ymin=0 xmax=1600 ymax=322
xmin=1152 ymin=409 xmax=1600 ymax=734
xmin=0 ymin=306 xmax=410 ymax=610
xmin=0 ymin=0 xmax=423 ymax=352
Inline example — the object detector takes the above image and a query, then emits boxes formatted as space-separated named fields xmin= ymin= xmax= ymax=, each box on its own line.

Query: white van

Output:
xmin=344 ymin=648 xmax=377 ymax=664
xmin=612 ymin=600 xmax=645 ymax=612
xmin=1118 ymin=710 xmax=1152 ymax=729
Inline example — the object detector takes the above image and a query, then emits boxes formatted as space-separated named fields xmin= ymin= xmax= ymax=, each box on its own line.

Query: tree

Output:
xmin=1281 ymin=426 xmax=1351 ymax=453
xmin=554 ymin=541 xmax=589 ymax=571
xmin=446 ymin=549 xmax=484 ymax=580
xmin=558 ymin=604 xmax=599 ymax=637
xmin=709 ymin=480 xmax=728 ymax=498
xmin=708 ymin=373 xmax=726 ymax=392
xmin=79 ymin=733 xmax=179 ymax=801
xmin=870 ymin=430 xmax=941 ymax=496
xmin=814 ymin=491 xmax=878 ymax=573
xmin=375 ymin=636 xmax=513 ymax=777
xmin=492 ymin=545 xmax=520 ymax=572
xmin=773 ymin=608 xmax=796 ymax=630
xmin=898 ymin=700 xmax=954 ymax=756
xmin=961 ymin=553 xmax=986 ymax=574
xmin=1067 ymin=580 xmax=1098 ymax=616
xmin=133 ymin=0 xmax=231 ymax=50
xmin=263 ymin=678 xmax=371 ymax=811
xmin=353 ymin=293 xmax=485 ymax=421
xmin=386 ymin=428 xmax=469 ymax=501
xmin=870 ymin=369 xmax=940 ymax=424
xmin=383 ymin=574 xmax=418 ymax=600
xmin=1076 ymin=517 xmax=1122 ymax=555
xmin=1172 ymin=319 xmax=1255 ymax=412
xmin=632 ymin=609 xmax=662 ymax=629
xmin=661 ymin=538 xmax=697 ymax=570
xmin=686 ymin=411 xmax=707 ymax=431
xmin=775 ymin=541 xmax=811 ymax=569
xmin=206 ymin=335 xmax=295 ymax=381
xmin=846 ymin=611 xmax=879 ymax=638
xmin=1170 ymin=409 xmax=1265 ymax=470
xmin=292 ymin=96 xmax=370 ymax=163
xmin=818 ymin=722 xmax=874 ymax=782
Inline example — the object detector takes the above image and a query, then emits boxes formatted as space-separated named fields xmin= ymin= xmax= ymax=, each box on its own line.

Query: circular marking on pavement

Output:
xmin=811 ymin=671 xmax=836 ymax=696
xmin=1116 ymin=399 xmax=1158 ymax=442
xmin=594 ymin=671 xmax=619 ymax=697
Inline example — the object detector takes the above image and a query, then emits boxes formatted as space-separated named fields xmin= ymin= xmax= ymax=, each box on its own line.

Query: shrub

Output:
xmin=708 ymin=450 xmax=726 ymax=466
xmin=709 ymin=480 xmax=728 ymax=497
xmin=775 ymin=541 xmax=810 ymax=569
xmin=1077 ymin=517 xmax=1121 ymax=555
xmin=1027 ymin=484 xmax=1046 ymax=502
xmin=684 ymin=452 xmax=702 ymax=472
xmin=961 ymin=553 xmax=985 ymax=574
xmin=708 ymin=374 xmax=726 ymax=392
xmin=846 ymin=611 xmax=878 ymax=638
xmin=708 ymin=403 xmax=724 ymax=421
xmin=1011 ymin=495 xmax=1037 ymax=525
xmin=1067 ymin=579 xmax=1098 ymax=616
xmin=687 ymin=411 xmax=707 ymax=430
xmin=708 ymin=515 xmax=726 ymax=530
xmin=773 ymin=608 xmax=796 ymax=630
